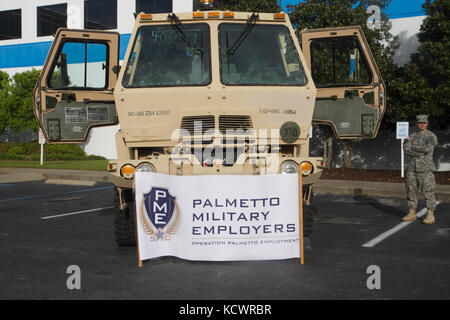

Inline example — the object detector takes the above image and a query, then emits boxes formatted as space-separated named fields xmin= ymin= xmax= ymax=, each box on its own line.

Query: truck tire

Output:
xmin=114 ymin=188 xmax=137 ymax=247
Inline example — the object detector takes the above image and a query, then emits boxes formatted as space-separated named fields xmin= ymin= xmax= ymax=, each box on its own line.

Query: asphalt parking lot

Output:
xmin=0 ymin=180 xmax=449 ymax=300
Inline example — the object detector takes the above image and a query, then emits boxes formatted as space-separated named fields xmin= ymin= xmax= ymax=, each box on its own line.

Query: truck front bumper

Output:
xmin=108 ymin=155 xmax=324 ymax=189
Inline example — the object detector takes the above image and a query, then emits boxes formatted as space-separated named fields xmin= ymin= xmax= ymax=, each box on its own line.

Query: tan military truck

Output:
xmin=33 ymin=4 xmax=385 ymax=246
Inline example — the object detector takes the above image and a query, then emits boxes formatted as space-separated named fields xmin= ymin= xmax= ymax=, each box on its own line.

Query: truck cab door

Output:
xmin=33 ymin=28 xmax=120 ymax=143
xmin=300 ymin=26 xmax=385 ymax=138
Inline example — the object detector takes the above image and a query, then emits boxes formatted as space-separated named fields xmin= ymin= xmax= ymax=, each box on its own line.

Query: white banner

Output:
xmin=135 ymin=172 xmax=301 ymax=262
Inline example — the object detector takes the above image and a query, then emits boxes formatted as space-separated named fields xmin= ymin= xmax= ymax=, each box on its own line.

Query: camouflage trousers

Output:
xmin=406 ymin=170 xmax=436 ymax=211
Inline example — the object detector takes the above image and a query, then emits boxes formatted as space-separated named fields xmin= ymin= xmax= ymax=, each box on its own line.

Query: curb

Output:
xmin=2 ymin=168 xmax=449 ymax=202
xmin=314 ymin=185 xmax=406 ymax=199
xmin=42 ymin=171 xmax=112 ymax=183
xmin=315 ymin=180 xmax=450 ymax=203
xmin=45 ymin=179 xmax=97 ymax=186
xmin=438 ymin=193 xmax=450 ymax=202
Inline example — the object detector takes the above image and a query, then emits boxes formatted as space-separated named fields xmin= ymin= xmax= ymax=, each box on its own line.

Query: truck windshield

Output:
xmin=219 ymin=24 xmax=307 ymax=86
xmin=122 ymin=23 xmax=211 ymax=87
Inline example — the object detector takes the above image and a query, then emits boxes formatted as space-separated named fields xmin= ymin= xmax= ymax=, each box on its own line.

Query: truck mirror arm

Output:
xmin=168 ymin=13 xmax=191 ymax=47
xmin=112 ymin=65 xmax=121 ymax=74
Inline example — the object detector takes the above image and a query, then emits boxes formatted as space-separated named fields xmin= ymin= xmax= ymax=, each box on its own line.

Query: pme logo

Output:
xmin=140 ymin=187 xmax=180 ymax=241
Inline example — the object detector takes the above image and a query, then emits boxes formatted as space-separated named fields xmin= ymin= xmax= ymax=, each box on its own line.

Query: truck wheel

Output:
xmin=114 ymin=188 xmax=137 ymax=247
xmin=303 ymin=203 xmax=315 ymax=238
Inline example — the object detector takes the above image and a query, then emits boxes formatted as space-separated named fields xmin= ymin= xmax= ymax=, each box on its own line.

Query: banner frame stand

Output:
xmin=137 ymin=212 xmax=143 ymax=267
xmin=134 ymin=180 xmax=144 ymax=268
xmin=138 ymin=246 xmax=143 ymax=268
xmin=298 ymin=170 xmax=304 ymax=265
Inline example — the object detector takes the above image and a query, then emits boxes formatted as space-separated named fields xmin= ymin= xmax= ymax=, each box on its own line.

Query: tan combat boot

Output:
xmin=402 ymin=208 xmax=417 ymax=222
xmin=422 ymin=210 xmax=435 ymax=225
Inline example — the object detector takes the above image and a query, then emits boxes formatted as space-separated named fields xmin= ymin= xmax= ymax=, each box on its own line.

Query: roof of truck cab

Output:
xmin=135 ymin=11 xmax=290 ymax=23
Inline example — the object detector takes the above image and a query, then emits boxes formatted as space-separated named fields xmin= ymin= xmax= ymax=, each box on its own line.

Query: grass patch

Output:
xmin=0 ymin=160 xmax=108 ymax=171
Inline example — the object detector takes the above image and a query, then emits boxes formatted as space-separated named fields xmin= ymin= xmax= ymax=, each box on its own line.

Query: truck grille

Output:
xmin=180 ymin=115 xmax=215 ymax=135
xmin=178 ymin=115 xmax=256 ymax=166
xmin=219 ymin=115 xmax=253 ymax=134
xmin=180 ymin=115 xmax=254 ymax=136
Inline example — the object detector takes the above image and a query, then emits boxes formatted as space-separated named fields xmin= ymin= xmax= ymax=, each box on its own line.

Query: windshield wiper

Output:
xmin=168 ymin=13 xmax=191 ymax=46
xmin=227 ymin=13 xmax=259 ymax=55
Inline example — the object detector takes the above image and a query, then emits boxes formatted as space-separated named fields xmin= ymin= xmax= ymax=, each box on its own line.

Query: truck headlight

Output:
xmin=281 ymin=160 xmax=298 ymax=174
xmin=137 ymin=162 xmax=155 ymax=173
xmin=120 ymin=164 xmax=135 ymax=180
xmin=300 ymin=161 xmax=313 ymax=176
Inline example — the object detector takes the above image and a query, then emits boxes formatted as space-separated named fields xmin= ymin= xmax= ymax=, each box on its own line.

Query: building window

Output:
xmin=136 ymin=0 xmax=172 ymax=14
xmin=193 ymin=0 xmax=200 ymax=11
xmin=84 ymin=0 xmax=117 ymax=30
xmin=37 ymin=4 xmax=67 ymax=37
xmin=0 ymin=9 xmax=21 ymax=41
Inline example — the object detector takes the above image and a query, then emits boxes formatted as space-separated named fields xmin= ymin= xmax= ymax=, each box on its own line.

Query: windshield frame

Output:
xmin=121 ymin=22 xmax=212 ymax=88
xmin=47 ymin=38 xmax=110 ymax=91
xmin=218 ymin=22 xmax=308 ymax=87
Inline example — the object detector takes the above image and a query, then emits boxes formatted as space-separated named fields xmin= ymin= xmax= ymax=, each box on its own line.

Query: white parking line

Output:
xmin=41 ymin=206 xmax=114 ymax=220
xmin=362 ymin=202 xmax=440 ymax=248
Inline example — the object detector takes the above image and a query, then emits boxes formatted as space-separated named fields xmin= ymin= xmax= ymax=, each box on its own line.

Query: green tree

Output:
xmin=0 ymin=70 xmax=8 ymax=90
xmin=387 ymin=0 xmax=449 ymax=127
xmin=216 ymin=0 xmax=280 ymax=12
xmin=0 ymin=71 xmax=11 ymax=134
xmin=0 ymin=69 xmax=41 ymax=134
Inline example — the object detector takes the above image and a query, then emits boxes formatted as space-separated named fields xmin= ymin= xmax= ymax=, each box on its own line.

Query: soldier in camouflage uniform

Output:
xmin=402 ymin=114 xmax=438 ymax=224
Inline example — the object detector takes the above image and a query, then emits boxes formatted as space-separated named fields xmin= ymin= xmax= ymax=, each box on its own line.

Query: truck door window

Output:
xmin=310 ymin=37 xmax=372 ymax=87
xmin=219 ymin=24 xmax=307 ymax=86
xmin=48 ymin=41 xmax=107 ymax=89
xmin=122 ymin=23 xmax=211 ymax=87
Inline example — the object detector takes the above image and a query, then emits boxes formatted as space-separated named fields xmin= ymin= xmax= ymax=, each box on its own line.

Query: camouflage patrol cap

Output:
xmin=416 ymin=114 xmax=428 ymax=123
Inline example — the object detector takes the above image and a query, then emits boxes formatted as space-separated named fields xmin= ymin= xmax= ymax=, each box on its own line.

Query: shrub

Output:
xmin=7 ymin=145 xmax=26 ymax=155
xmin=0 ymin=143 xmax=10 ymax=154
xmin=86 ymin=154 xmax=107 ymax=160
xmin=30 ymin=154 xmax=41 ymax=161
xmin=45 ymin=144 xmax=86 ymax=157
xmin=0 ymin=153 xmax=26 ymax=160
xmin=45 ymin=153 xmax=81 ymax=161
xmin=21 ymin=141 xmax=41 ymax=155
xmin=0 ymin=141 xmax=104 ymax=160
